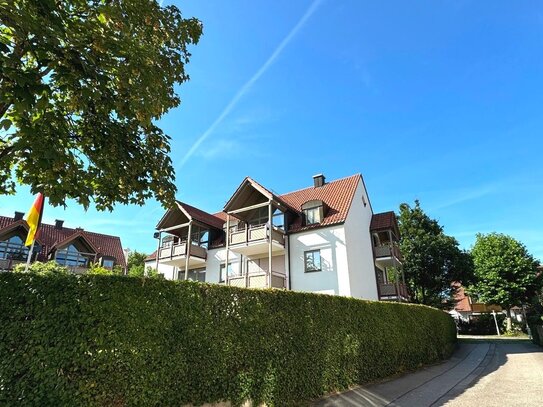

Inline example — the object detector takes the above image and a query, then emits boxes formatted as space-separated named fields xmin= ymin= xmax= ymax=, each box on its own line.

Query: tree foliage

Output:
xmin=0 ymin=0 xmax=202 ymax=210
xmin=126 ymin=250 xmax=157 ymax=277
xmin=126 ymin=250 xmax=147 ymax=271
xmin=398 ymin=200 xmax=473 ymax=308
xmin=468 ymin=233 xmax=539 ymax=310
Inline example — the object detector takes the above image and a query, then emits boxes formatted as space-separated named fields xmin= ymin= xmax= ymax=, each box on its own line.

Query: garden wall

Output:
xmin=0 ymin=274 xmax=456 ymax=406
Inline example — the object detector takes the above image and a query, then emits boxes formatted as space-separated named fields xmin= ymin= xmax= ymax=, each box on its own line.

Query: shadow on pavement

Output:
xmin=313 ymin=339 xmax=542 ymax=407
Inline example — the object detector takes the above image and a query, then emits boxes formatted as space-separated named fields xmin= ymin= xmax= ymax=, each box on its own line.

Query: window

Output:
xmin=219 ymin=262 xmax=238 ymax=282
xmin=55 ymin=244 xmax=93 ymax=268
xmin=102 ymin=258 xmax=114 ymax=269
xmin=248 ymin=206 xmax=268 ymax=228
xmin=190 ymin=226 xmax=209 ymax=249
xmin=187 ymin=267 xmax=206 ymax=282
xmin=0 ymin=235 xmax=29 ymax=260
xmin=272 ymin=208 xmax=285 ymax=230
xmin=304 ymin=250 xmax=322 ymax=272
xmin=301 ymin=200 xmax=325 ymax=225
xmin=161 ymin=235 xmax=176 ymax=248
xmin=303 ymin=207 xmax=321 ymax=225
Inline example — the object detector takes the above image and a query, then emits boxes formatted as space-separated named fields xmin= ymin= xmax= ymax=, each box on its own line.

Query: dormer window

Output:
xmin=302 ymin=200 xmax=326 ymax=225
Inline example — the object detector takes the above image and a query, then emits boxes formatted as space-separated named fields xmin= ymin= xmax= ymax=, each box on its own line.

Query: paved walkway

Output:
xmin=313 ymin=339 xmax=543 ymax=407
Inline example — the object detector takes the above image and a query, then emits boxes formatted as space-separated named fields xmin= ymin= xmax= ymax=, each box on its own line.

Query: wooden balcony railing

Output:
xmin=227 ymin=271 xmax=286 ymax=289
xmin=379 ymin=283 xmax=409 ymax=299
xmin=0 ymin=259 xmax=28 ymax=271
xmin=158 ymin=242 xmax=207 ymax=261
xmin=374 ymin=243 xmax=402 ymax=261
xmin=229 ymin=224 xmax=285 ymax=246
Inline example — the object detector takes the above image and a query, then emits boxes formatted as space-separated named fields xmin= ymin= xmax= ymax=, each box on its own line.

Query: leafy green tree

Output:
xmin=398 ymin=200 xmax=473 ymax=308
xmin=128 ymin=264 xmax=158 ymax=278
xmin=127 ymin=250 xmax=146 ymax=270
xmin=0 ymin=0 xmax=202 ymax=209
xmin=469 ymin=233 xmax=540 ymax=331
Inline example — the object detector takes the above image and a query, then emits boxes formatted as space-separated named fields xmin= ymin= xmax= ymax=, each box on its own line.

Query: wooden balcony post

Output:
xmin=268 ymin=201 xmax=272 ymax=288
xmin=184 ymin=220 xmax=192 ymax=281
xmin=225 ymin=214 xmax=230 ymax=285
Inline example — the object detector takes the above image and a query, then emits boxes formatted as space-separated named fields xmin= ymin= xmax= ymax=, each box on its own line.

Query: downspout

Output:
xmin=268 ymin=201 xmax=273 ymax=288
xmin=285 ymin=232 xmax=291 ymax=290
xmin=184 ymin=220 xmax=192 ymax=281
xmin=155 ymin=231 xmax=161 ymax=278
xmin=225 ymin=214 xmax=230 ymax=285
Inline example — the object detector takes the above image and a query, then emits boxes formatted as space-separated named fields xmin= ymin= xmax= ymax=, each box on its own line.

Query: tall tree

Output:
xmin=469 ymin=233 xmax=540 ymax=331
xmin=0 ymin=0 xmax=202 ymax=210
xmin=398 ymin=200 xmax=472 ymax=308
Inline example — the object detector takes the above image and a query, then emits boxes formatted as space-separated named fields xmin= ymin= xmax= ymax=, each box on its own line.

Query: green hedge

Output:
xmin=0 ymin=273 xmax=456 ymax=406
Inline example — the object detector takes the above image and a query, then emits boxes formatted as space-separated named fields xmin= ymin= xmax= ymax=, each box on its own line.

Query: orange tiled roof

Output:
xmin=280 ymin=174 xmax=361 ymax=232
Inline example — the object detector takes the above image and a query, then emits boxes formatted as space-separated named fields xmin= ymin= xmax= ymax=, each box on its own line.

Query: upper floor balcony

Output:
xmin=228 ymin=223 xmax=285 ymax=256
xmin=378 ymin=282 xmax=409 ymax=301
xmin=374 ymin=242 xmax=402 ymax=265
xmin=227 ymin=270 xmax=287 ymax=289
xmin=157 ymin=239 xmax=207 ymax=268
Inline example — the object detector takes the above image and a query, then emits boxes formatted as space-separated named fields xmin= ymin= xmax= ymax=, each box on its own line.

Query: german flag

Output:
xmin=25 ymin=193 xmax=45 ymax=247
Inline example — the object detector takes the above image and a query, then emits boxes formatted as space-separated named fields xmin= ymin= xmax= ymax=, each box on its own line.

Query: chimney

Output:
xmin=55 ymin=219 xmax=64 ymax=229
xmin=14 ymin=211 xmax=24 ymax=221
xmin=313 ymin=173 xmax=326 ymax=188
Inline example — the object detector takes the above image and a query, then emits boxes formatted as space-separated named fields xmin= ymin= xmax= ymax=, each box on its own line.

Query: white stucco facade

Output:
xmin=147 ymin=174 xmax=399 ymax=302
xmin=343 ymin=179 xmax=379 ymax=300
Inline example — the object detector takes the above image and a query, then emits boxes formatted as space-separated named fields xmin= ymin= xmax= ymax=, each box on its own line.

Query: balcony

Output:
xmin=227 ymin=271 xmax=287 ymax=289
xmin=228 ymin=224 xmax=285 ymax=256
xmin=379 ymin=283 xmax=409 ymax=301
xmin=374 ymin=243 xmax=402 ymax=266
xmin=158 ymin=241 xmax=207 ymax=267
xmin=0 ymin=258 xmax=25 ymax=271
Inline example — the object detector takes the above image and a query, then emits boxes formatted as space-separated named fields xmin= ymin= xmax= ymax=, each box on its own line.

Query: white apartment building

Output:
xmin=145 ymin=174 xmax=407 ymax=301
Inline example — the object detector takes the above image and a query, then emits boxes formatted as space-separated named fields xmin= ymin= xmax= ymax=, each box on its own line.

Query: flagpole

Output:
xmin=24 ymin=240 xmax=35 ymax=273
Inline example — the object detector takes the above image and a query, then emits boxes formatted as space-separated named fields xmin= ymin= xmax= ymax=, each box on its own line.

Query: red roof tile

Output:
xmin=0 ymin=215 xmax=126 ymax=267
xmin=279 ymin=174 xmax=361 ymax=232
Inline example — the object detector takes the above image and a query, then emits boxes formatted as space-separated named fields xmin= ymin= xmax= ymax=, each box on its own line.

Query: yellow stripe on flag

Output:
xmin=25 ymin=193 xmax=44 ymax=247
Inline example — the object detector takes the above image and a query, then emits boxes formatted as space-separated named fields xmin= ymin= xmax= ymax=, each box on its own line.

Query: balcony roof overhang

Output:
xmin=224 ymin=177 xmax=297 ymax=216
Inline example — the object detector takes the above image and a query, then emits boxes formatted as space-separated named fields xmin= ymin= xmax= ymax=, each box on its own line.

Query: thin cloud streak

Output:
xmin=178 ymin=0 xmax=323 ymax=168
xmin=428 ymin=184 xmax=498 ymax=211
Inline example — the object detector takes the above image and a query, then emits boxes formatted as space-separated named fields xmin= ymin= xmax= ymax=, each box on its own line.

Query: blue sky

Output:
xmin=1 ymin=0 xmax=542 ymax=259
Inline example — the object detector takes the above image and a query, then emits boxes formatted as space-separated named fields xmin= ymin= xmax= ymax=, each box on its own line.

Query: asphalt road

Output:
xmin=313 ymin=339 xmax=543 ymax=407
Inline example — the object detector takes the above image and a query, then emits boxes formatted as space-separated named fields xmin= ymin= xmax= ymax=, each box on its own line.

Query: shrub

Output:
xmin=0 ymin=273 xmax=456 ymax=406
xmin=12 ymin=260 xmax=69 ymax=275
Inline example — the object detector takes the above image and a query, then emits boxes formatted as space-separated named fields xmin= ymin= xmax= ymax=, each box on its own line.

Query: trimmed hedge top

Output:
xmin=0 ymin=273 xmax=456 ymax=406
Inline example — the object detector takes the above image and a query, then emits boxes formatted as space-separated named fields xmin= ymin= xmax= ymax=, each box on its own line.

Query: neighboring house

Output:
xmin=0 ymin=213 xmax=126 ymax=273
xmin=145 ymin=173 xmax=408 ymax=301
xmin=451 ymin=285 xmax=524 ymax=323
xmin=451 ymin=285 xmax=502 ymax=322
